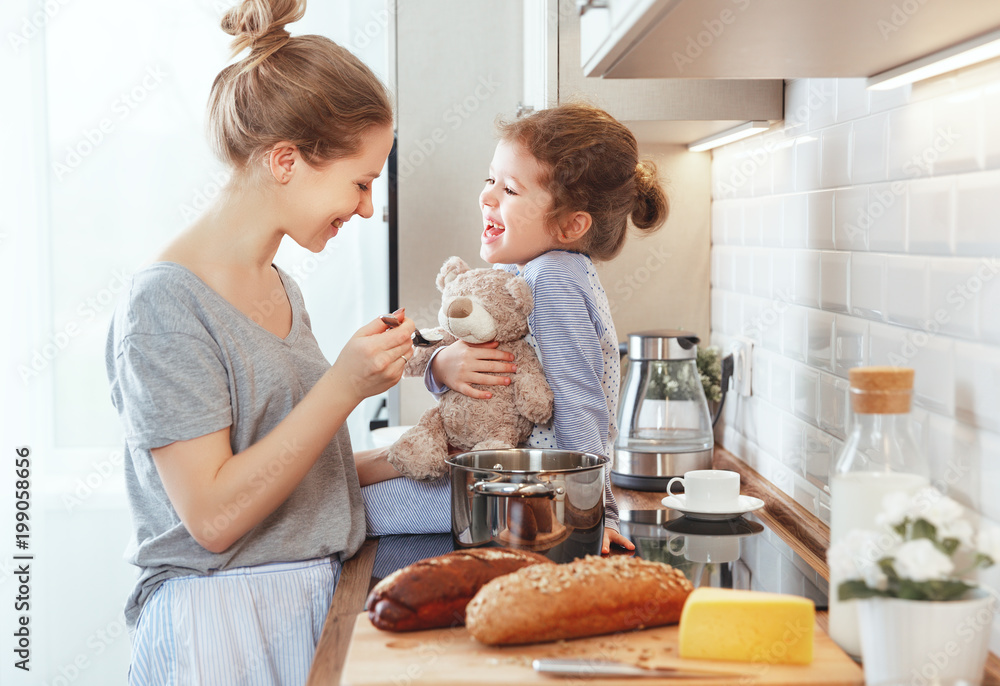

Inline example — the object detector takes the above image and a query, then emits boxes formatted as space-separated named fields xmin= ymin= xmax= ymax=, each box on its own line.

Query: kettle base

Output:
xmin=610 ymin=447 xmax=714 ymax=492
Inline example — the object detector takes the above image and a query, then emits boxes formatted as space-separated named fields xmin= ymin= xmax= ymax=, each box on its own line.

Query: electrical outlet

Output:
xmin=732 ymin=337 xmax=754 ymax=397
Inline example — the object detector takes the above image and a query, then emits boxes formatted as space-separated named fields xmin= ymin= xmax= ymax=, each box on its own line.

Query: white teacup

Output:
xmin=666 ymin=469 xmax=740 ymax=511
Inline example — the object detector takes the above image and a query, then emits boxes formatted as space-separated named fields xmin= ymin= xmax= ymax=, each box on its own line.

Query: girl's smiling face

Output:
xmin=479 ymin=140 xmax=560 ymax=267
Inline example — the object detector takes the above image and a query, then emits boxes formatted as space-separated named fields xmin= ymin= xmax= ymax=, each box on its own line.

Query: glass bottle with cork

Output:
xmin=828 ymin=366 xmax=930 ymax=658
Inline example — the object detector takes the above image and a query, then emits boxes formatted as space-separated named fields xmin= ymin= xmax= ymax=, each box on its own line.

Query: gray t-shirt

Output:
xmin=105 ymin=262 xmax=365 ymax=631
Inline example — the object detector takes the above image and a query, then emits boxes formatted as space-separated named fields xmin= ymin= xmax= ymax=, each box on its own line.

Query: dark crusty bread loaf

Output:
xmin=365 ymin=548 xmax=554 ymax=632
xmin=465 ymin=555 xmax=693 ymax=645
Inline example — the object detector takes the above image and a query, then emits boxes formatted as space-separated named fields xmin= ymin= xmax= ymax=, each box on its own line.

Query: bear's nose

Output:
xmin=446 ymin=297 xmax=473 ymax=319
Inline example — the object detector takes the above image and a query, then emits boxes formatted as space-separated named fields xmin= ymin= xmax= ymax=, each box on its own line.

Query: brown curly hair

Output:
xmin=496 ymin=103 xmax=668 ymax=260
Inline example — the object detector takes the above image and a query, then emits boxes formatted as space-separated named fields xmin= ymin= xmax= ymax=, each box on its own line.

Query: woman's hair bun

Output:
xmin=222 ymin=0 xmax=305 ymax=61
xmin=631 ymin=159 xmax=669 ymax=231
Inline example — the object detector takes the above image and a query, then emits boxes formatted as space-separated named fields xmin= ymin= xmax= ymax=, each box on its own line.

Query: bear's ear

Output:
xmin=436 ymin=256 xmax=470 ymax=292
xmin=506 ymin=275 xmax=534 ymax=319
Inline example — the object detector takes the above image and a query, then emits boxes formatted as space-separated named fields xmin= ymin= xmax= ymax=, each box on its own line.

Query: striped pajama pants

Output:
xmin=128 ymin=478 xmax=449 ymax=685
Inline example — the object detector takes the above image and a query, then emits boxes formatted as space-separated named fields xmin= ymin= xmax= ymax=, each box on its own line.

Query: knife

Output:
xmin=532 ymin=658 xmax=733 ymax=679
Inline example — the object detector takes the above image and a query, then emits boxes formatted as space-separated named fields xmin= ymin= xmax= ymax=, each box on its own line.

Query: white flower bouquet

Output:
xmin=828 ymin=487 xmax=1000 ymax=602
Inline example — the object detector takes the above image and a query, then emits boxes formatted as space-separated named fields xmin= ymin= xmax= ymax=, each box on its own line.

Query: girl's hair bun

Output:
xmin=222 ymin=0 xmax=305 ymax=64
xmin=631 ymin=159 xmax=669 ymax=231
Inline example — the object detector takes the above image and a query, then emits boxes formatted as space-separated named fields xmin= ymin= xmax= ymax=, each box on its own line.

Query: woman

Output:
xmin=105 ymin=0 xmax=412 ymax=682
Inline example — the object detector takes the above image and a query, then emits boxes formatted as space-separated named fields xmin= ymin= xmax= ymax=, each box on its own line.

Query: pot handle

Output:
xmin=470 ymin=481 xmax=565 ymax=498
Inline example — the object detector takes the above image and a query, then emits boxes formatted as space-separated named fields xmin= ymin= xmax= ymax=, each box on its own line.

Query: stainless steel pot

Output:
xmin=446 ymin=449 xmax=609 ymax=563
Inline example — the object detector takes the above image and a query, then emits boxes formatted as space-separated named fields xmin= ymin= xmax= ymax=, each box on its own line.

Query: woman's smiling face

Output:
xmin=284 ymin=124 xmax=395 ymax=253
xmin=478 ymin=140 xmax=559 ymax=267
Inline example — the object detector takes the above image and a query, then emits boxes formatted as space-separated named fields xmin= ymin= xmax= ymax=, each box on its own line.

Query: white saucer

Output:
xmin=660 ymin=494 xmax=765 ymax=521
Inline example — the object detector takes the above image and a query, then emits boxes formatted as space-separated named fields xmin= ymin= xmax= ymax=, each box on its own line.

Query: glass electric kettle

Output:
xmin=611 ymin=330 xmax=715 ymax=491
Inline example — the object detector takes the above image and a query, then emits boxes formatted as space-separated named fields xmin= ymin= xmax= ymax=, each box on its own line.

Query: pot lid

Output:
xmin=625 ymin=329 xmax=700 ymax=360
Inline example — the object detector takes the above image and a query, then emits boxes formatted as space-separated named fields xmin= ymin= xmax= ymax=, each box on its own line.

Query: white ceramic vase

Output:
xmin=857 ymin=589 xmax=996 ymax=686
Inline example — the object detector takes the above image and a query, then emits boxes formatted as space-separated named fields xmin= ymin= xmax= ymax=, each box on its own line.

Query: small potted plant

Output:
xmin=827 ymin=487 xmax=1000 ymax=685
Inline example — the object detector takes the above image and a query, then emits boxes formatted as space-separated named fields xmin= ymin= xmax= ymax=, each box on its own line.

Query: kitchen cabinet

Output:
xmin=581 ymin=0 xmax=1000 ymax=80
xmin=525 ymin=0 xmax=782 ymax=145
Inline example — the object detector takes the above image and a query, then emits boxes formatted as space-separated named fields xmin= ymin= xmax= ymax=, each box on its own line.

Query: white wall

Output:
xmin=710 ymin=58 xmax=1000 ymax=644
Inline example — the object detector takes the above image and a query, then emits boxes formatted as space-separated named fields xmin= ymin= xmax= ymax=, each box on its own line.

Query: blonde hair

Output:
xmin=497 ymin=103 xmax=669 ymax=261
xmin=207 ymin=0 xmax=393 ymax=173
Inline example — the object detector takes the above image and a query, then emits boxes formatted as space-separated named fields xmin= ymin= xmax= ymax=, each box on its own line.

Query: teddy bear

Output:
xmin=387 ymin=256 xmax=554 ymax=481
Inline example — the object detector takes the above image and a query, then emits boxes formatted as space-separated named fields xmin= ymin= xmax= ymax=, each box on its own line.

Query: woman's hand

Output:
xmin=603 ymin=527 xmax=635 ymax=555
xmin=430 ymin=340 xmax=517 ymax=399
xmin=329 ymin=309 xmax=415 ymax=403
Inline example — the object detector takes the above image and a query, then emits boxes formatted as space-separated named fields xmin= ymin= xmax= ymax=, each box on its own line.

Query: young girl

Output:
xmin=105 ymin=1 xmax=412 ymax=683
xmin=428 ymin=103 xmax=669 ymax=554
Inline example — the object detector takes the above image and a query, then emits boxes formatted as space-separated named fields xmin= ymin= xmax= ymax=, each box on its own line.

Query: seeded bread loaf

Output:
xmin=465 ymin=555 xmax=693 ymax=645
xmin=365 ymin=548 xmax=554 ymax=632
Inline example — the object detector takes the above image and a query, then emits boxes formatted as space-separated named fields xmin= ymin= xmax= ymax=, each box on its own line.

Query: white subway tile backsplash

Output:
xmin=983 ymin=82 xmax=1000 ymax=170
xmin=715 ymin=245 xmax=735 ymax=291
xmin=782 ymin=193 xmax=809 ymax=248
xmin=821 ymin=124 xmax=852 ymax=189
xmin=711 ymin=201 xmax=726 ymax=246
xmin=818 ymin=372 xmax=849 ymax=440
xmin=771 ymin=138 xmax=797 ymax=195
xmin=836 ymin=79 xmax=869 ymax=123
xmin=981 ymin=260 xmax=1000 ymax=345
xmin=907 ymin=176 xmax=953 ymax=255
xmin=850 ymin=252 xmax=886 ymax=319
xmin=760 ymin=196 xmax=783 ymax=247
xmin=911 ymin=334 xmax=955 ymax=416
xmin=782 ymin=305 xmax=808 ymax=363
xmin=954 ymin=340 xmax=1000 ymax=433
xmin=807 ymin=190 xmax=835 ymax=249
xmin=793 ymin=366 xmax=819 ymax=427
xmin=782 ymin=414 xmax=806 ymax=475
xmin=885 ymin=255 xmax=929 ymax=328
xmin=852 ymin=113 xmax=889 ymax=185
xmin=819 ymin=251 xmax=850 ymax=313
xmin=744 ymin=199 xmax=763 ymax=246
xmin=806 ymin=309 xmax=835 ymax=371
xmin=869 ymin=83 xmax=911 ymax=114
xmin=769 ymin=356 xmax=794 ymax=414
xmin=887 ymin=99 xmax=935 ymax=180
xmin=833 ymin=187 xmax=869 ymax=251
xmin=931 ymin=89 xmax=984 ymax=175
xmin=806 ymin=79 xmax=838 ymax=132
xmin=793 ymin=249 xmax=821 ymax=308
xmin=834 ymin=314 xmax=868 ymax=378
xmin=734 ymin=247 xmax=754 ymax=294
xmin=954 ymin=170 xmax=1000 ymax=256
xmin=795 ymin=135 xmax=822 ymax=192
xmin=927 ymin=258 xmax=981 ymax=340
xmin=753 ymin=249 xmax=771 ymax=298
xmin=711 ymin=70 xmax=1000 ymax=531
xmin=868 ymin=321 xmax=907 ymax=366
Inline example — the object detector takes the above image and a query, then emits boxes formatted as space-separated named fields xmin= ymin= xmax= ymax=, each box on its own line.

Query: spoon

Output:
xmin=380 ymin=314 xmax=444 ymax=347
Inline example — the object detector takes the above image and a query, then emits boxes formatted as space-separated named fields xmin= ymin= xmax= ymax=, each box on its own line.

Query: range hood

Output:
xmin=583 ymin=0 xmax=1000 ymax=80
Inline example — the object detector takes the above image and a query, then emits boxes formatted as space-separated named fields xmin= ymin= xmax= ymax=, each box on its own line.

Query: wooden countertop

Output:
xmin=307 ymin=446 xmax=1000 ymax=684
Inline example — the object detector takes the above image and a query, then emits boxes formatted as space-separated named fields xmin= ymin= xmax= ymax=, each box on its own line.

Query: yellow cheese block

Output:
xmin=679 ymin=587 xmax=815 ymax=665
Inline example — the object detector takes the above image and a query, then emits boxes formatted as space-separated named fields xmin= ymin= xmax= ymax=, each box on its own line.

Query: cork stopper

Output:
xmin=848 ymin=366 xmax=914 ymax=414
